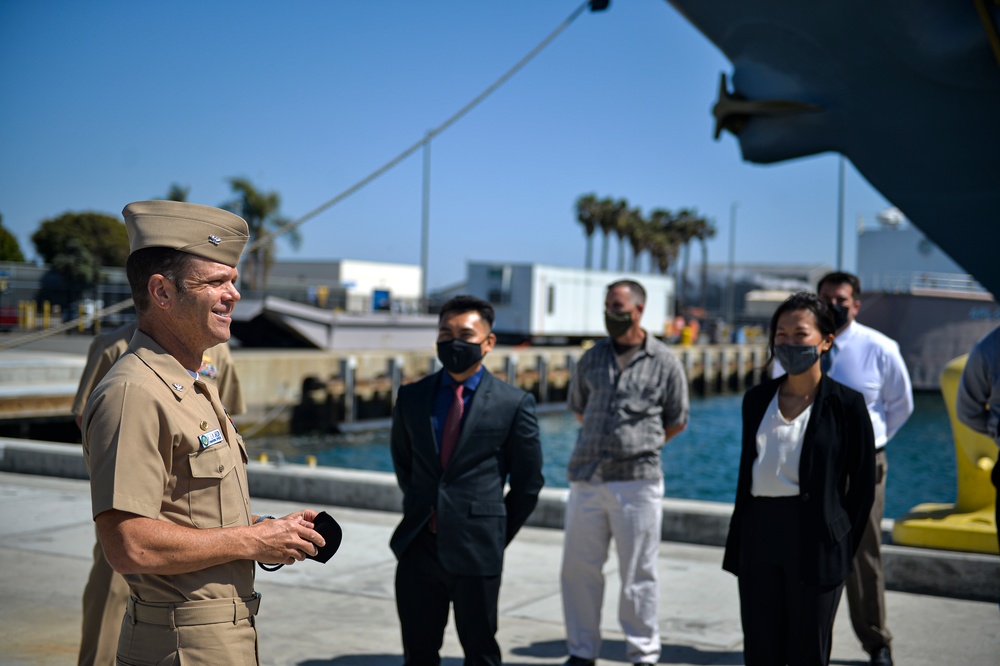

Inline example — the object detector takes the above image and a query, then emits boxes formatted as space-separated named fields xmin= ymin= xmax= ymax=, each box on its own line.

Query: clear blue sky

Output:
xmin=0 ymin=0 xmax=891 ymax=290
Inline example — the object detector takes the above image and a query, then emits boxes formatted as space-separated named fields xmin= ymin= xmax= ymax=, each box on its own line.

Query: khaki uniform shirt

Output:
xmin=82 ymin=330 xmax=254 ymax=604
xmin=72 ymin=323 xmax=247 ymax=417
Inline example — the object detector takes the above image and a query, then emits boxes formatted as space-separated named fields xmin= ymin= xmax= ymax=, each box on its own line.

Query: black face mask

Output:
xmin=437 ymin=338 xmax=485 ymax=375
xmin=829 ymin=303 xmax=850 ymax=331
xmin=773 ymin=343 xmax=821 ymax=376
xmin=605 ymin=310 xmax=633 ymax=339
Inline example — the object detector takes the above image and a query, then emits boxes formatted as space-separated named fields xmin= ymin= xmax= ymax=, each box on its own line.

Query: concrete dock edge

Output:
xmin=2 ymin=437 xmax=996 ymax=603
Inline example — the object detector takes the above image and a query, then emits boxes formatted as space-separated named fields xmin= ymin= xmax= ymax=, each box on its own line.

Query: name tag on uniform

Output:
xmin=198 ymin=429 xmax=224 ymax=449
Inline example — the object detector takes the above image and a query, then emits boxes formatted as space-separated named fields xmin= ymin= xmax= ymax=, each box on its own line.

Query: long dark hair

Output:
xmin=767 ymin=292 xmax=836 ymax=363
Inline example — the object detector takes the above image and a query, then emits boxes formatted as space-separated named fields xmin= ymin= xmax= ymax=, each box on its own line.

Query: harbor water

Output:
xmin=249 ymin=392 xmax=957 ymax=521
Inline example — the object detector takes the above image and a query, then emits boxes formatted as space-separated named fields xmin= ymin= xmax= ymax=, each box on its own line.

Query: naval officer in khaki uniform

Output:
xmin=82 ymin=200 xmax=325 ymax=665
xmin=74 ymin=323 xmax=245 ymax=666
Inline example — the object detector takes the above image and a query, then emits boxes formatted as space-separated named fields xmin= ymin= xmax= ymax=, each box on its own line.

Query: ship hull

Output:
xmin=859 ymin=291 xmax=999 ymax=391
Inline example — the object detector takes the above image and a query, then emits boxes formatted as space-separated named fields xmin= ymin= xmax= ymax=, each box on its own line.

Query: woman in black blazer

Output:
xmin=723 ymin=292 xmax=876 ymax=666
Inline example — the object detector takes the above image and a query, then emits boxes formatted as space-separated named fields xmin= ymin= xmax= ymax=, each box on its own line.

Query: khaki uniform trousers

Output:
xmin=116 ymin=595 xmax=260 ymax=666
xmin=844 ymin=449 xmax=892 ymax=654
xmin=79 ymin=529 xmax=130 ymax=666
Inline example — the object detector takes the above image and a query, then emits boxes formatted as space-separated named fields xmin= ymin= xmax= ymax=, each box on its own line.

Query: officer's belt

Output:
xmin=126 ymin=593 xmax=261 ymax=626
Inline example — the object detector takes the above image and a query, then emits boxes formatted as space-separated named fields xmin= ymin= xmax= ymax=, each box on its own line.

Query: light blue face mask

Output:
xmin=773 ymin=343 xmax=821 ymax=375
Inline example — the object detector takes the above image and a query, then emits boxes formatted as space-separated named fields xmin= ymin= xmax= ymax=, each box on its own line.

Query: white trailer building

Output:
xmin=465 ymin=262 xmax=675 ymax=343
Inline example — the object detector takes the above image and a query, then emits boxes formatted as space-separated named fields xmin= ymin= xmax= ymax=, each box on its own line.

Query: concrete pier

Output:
xmin=1 ymin=437 xmax=996 ymax=604
xmin=0 ymin=457 xmax=997 ymax=665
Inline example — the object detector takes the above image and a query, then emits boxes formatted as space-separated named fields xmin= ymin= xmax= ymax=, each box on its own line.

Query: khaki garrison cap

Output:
xmin=122 ymin=200 xmax=249 ymax=267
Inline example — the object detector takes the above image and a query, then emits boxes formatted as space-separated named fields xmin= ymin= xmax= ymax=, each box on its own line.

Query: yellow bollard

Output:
xmin=42 ymin=301 xmax=51 ymax=329
xmin=680 ymin=324 xmax=693 ymax=346
xmin=305 ymin=455 xmax=318 ymax=468
xmin=257 ymin=452 xmax=269 ymax=464
xmin=78 ymin=302 xmax=86 ymax=333
xmin=892 ymin=355 xmax=999 ymax=554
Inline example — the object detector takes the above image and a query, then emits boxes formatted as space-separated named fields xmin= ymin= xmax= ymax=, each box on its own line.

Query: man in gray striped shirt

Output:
xmin=560 ymin=280 xmax=689 ymax=666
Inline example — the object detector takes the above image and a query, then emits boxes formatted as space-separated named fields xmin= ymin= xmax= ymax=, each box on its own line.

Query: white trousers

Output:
xmin=560 ymin=478 xmax=663 ymax=663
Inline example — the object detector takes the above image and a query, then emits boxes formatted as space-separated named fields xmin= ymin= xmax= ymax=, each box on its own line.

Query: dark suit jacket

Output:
xmin=389 ymin=369 xmax=544 ymax=577
xmin=723 ymin=374 xmax=876 ymax=586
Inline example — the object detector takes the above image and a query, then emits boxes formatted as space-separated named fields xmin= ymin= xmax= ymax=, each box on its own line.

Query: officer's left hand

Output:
xmin=252 ymin=511 xmax=326 ymax=566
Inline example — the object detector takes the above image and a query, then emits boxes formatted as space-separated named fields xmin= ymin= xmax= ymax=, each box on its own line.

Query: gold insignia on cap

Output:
xmin=200 ymin=420 xmax=209 ymax=430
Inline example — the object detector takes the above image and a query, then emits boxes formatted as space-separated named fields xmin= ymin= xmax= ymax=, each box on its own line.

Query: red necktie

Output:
xmin=431 ymin=384 xmax=465 ymax=534
xmin=440 ymin=384 xmax=465 ymax=469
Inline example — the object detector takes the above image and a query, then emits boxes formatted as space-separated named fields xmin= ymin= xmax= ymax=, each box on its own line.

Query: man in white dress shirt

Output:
xmin=773 ymin=272 xmax=913 ymax=666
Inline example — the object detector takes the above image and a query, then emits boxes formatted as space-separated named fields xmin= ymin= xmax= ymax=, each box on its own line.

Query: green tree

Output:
xmin=0 ymin=213 xmax=26 ymax=262
xmin=575 ymin=194 xmax=599 ymax=270
xmin=223 ymin=177 xmax=300 ymax=291
xmin=51 ymin=237 xmax=100 ymax=287
xmin=31 ymin=211 xmax=128 ymax=287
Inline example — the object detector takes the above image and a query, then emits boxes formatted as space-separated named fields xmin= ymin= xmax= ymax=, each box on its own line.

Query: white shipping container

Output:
xmin=466 ymin=262 xmax=675 ymax=341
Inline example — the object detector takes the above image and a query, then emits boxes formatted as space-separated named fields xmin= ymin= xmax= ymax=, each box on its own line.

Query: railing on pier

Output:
xmin=865 ymin=271 xmax=990 ymax=295
xmin=288 ymin=344 xmax=769 ymax=433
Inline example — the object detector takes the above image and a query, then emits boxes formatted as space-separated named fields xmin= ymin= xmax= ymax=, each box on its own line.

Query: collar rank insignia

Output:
xmin=208 ymin=235 xmax=222 ymax=246
xmin=172 ymin=383 xmax=184 ymax=391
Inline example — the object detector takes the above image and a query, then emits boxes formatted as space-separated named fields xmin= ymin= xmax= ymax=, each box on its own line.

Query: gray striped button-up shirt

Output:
xmin=567 ymin=332 xmax=689 ymax=482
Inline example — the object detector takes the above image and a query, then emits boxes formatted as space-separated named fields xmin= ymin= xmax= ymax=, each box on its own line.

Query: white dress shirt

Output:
xmin=773 ymin=320 xmax=914 ymax=448
xmin=751 ymin=393 xmax=811 ymax=497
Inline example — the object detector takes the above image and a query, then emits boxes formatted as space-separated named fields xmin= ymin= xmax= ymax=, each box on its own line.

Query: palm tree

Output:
xmin=575 ymin=194 xmax=599 ymax=270
xmin=223 ymin=177 xmax=300 ymax=292
xmin=626 ymin=209 xmax=651 ymax=272
xmin=647 ymin=209 xmax=682 ymax=275
xmin=647 ymin=210 xmax=667 ymax=274
xmin=614 ymin=204 xmax=637 ymax=271
xmin=672 ymin=209 xmax=700 ymax=312
xmin=166 ymin=184 xmax=190 ymax=202
xmin=597 ymin=197 xmax=627 ymax=271
xmin=690 ymin=214 xmax=717 ymax=309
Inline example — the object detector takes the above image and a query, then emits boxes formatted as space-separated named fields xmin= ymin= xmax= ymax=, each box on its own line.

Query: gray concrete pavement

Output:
xmin=0 ymin=471 xmax=997 ymax=666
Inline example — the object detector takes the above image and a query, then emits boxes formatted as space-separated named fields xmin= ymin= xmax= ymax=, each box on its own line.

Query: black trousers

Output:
xmin=395 ymin=528 xmax=502 ymax=666
xmin=737 ymin=496 xmax=844 ymax=666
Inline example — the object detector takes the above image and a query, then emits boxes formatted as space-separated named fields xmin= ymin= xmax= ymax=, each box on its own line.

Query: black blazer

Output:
xmin=389 ymin=369 xmax=544 ymax=576
xmin=722 ymin=374 xmax=876 ymax=586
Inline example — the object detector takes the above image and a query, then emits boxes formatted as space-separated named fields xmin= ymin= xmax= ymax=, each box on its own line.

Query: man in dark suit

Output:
xmin=390 ymin=295 xmax=544 ymax=666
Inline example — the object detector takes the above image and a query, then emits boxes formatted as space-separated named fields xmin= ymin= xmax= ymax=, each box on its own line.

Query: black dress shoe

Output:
xmin=564 ymin=657 xmax=596 ymax=666
xmin=870 ymin=646 xmax=893 ymax=666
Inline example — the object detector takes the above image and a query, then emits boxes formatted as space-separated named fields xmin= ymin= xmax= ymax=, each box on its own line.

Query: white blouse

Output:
xmin=751 ymin=392 xmax=812 ymax=497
